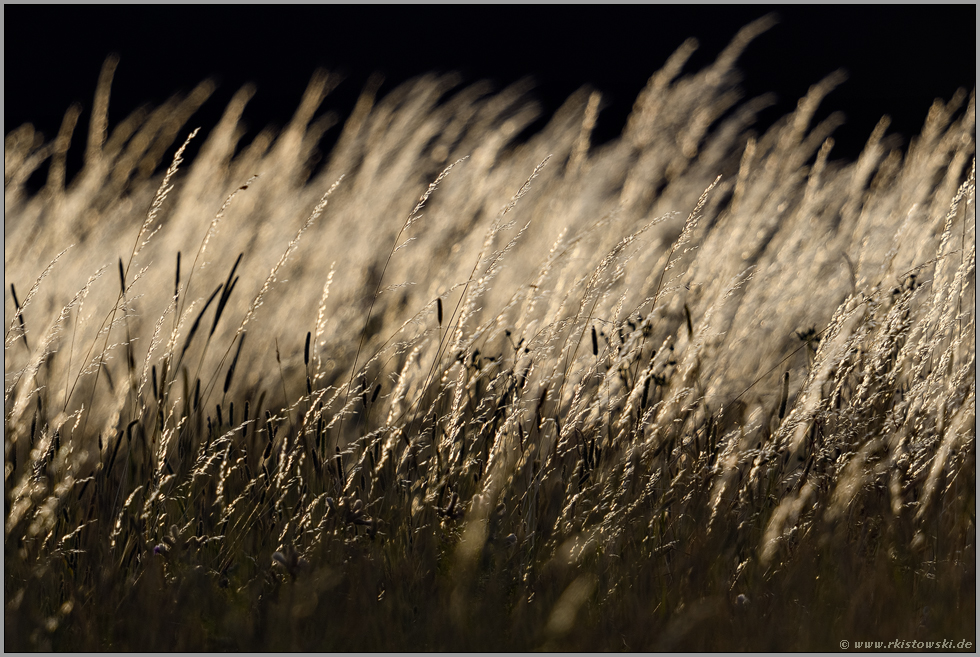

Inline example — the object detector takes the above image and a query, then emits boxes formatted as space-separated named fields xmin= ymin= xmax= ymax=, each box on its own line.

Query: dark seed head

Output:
xmin=175 ymin=251 xmax=181 ymax=298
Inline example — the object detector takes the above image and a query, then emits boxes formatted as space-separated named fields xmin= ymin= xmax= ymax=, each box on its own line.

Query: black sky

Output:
xmin=5 ymin=4 xmax=976 ymax=187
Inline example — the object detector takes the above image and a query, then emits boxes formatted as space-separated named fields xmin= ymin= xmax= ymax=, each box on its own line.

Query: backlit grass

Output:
xmin=4 ymin=17 xmax=975 ymax=650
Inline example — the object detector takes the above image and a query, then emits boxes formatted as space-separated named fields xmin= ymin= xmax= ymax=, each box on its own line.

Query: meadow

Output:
xmin=4 ymin=17 xmax=975 ymax=650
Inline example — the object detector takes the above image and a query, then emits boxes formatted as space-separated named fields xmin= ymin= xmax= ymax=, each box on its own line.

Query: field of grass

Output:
xmin=4 ymin=18 xmax=975 ymax=650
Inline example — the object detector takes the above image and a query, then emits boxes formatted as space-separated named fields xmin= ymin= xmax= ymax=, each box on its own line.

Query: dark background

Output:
xmin=5 ymin=5 xmax=975 ymax=189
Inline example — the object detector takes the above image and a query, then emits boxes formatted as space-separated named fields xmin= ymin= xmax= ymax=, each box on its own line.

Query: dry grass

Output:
xmin=4 ymin=18 xmax=975 ymax=650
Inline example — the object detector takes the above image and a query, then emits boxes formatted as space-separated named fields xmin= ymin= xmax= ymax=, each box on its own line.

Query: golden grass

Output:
xmin=4 ymin=18 xmax=975 ymax=650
